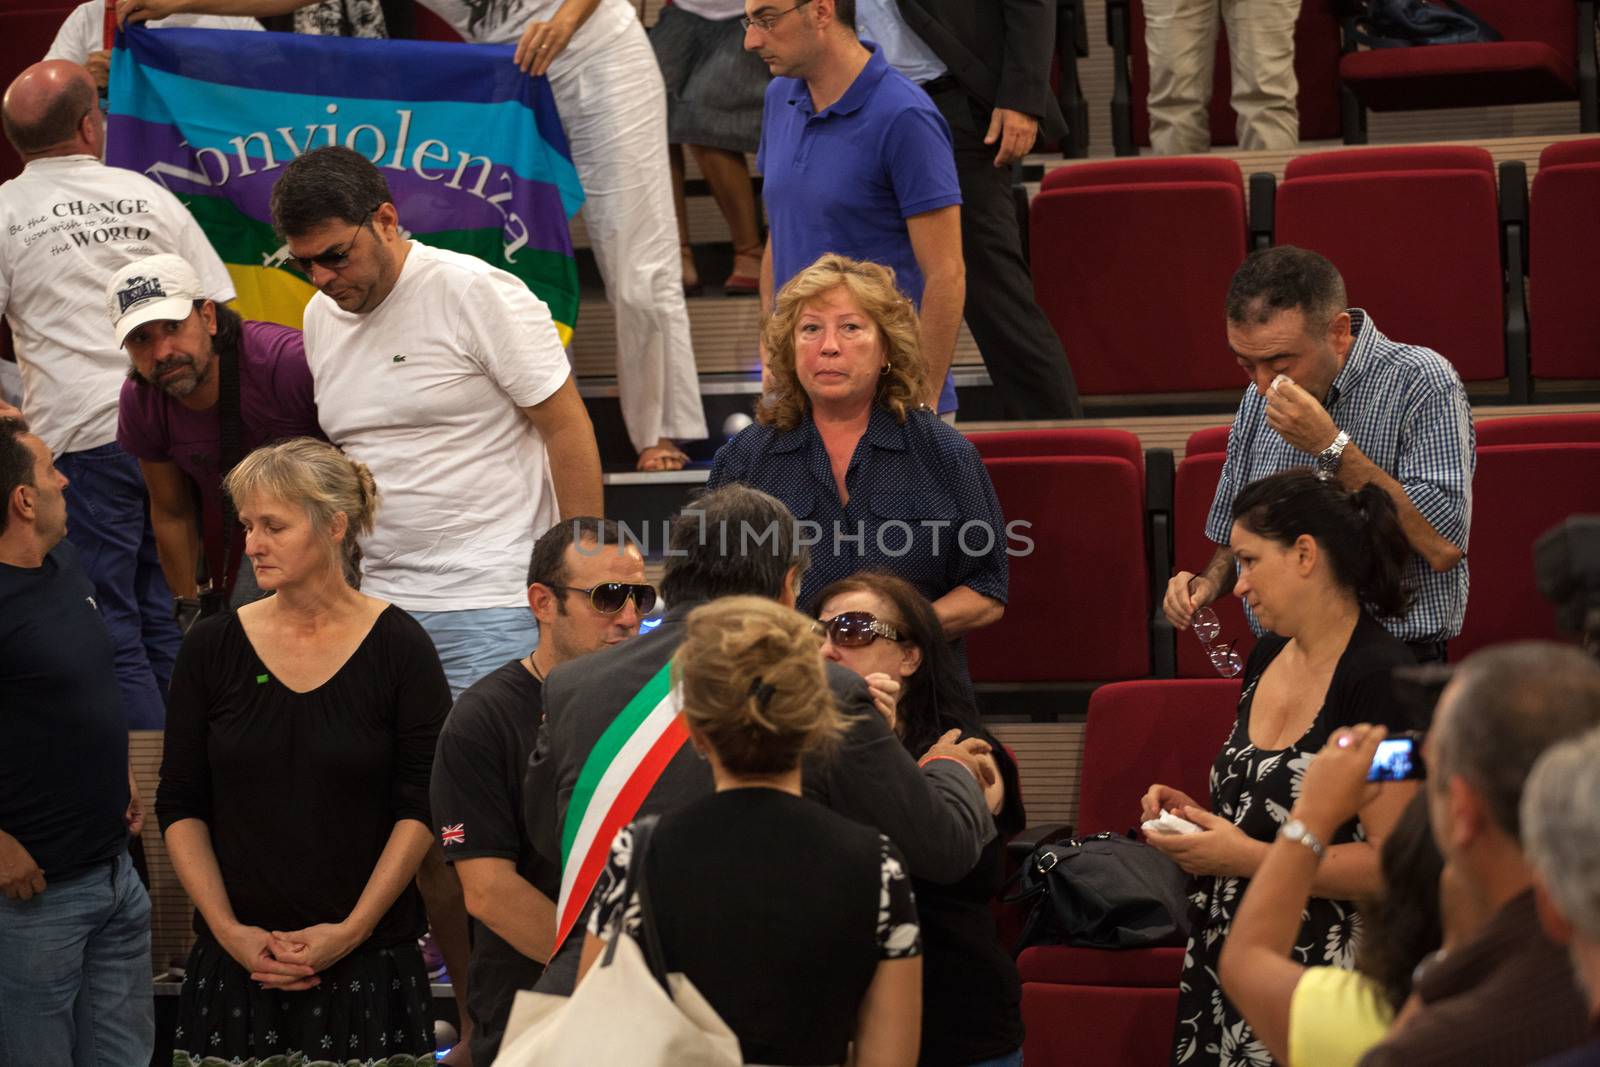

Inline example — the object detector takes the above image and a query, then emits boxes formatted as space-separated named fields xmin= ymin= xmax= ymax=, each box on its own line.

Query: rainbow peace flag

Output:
xmin=106 ymin=26 xmax=584 ymax=343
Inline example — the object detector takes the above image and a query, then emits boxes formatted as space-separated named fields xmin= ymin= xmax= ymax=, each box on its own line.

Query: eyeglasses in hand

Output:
xmin=1191 ymin=605 xmax=1243 ymax=678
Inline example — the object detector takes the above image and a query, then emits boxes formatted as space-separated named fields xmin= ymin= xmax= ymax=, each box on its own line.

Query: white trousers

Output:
xmin=550 ymin=22 xmax=708 ymax=451
xmin=1144 ymin=0 xmax=1302 ymax=155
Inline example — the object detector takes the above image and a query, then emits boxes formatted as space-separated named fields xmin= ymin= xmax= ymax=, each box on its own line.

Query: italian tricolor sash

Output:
xmin=552 ymin=661 xmax=688 ymax=952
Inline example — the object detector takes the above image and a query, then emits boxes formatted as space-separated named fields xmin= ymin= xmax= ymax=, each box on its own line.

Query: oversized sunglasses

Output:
xmin=819 ymin=610 xmax=903 ymax=647
xmin=553 ymin=582 xmax=657 ymax=615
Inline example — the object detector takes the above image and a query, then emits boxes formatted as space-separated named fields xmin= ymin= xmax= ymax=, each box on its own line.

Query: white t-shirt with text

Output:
xmin=302 ymin=241 xmax=571 ymax=611
xmin=0 ymin=156 xmax=235 ymax=455
xmin=44 ymin=1 xmax=261 ymax=65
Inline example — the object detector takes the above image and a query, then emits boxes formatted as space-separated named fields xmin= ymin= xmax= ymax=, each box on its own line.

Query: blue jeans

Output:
xmin=0 ymin=852 xmax=155 ymax=1066
xmin=57 ymin=442 xmax=181 ymax=729
xmin=412 ymin=607 xmax=540 ymax=699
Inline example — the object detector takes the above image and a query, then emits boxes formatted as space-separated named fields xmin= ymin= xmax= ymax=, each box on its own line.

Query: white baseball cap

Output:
xmin=106 ymin=254 xmax=205 ymax=347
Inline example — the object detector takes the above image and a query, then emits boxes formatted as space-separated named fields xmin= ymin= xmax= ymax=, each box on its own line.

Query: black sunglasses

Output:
xmin=552 ymin=582 xmax=657 ymax=615
xmin=289 ymin=208 xmax=375 ymax=275
xmin=819 ymin=610 xmax=903 ymax=648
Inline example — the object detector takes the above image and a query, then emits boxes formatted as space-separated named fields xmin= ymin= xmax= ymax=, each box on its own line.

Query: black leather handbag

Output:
xmin=1356 ymin=0 xmax=1501 ymax=48
xmin=1004 ymin=832 xmax=1193 ymax=953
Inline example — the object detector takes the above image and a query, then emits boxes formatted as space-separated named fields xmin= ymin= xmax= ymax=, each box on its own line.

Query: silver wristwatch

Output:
xmin=1278 ymin=819 xmax=1326 ymax=860
xmin=1315 ymin=430 xmax=1351 ymax=477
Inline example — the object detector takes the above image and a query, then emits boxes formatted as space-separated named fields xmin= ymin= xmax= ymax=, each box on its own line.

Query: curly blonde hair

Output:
xmin=673 ymin=597 xmax=845 ymax=775
xmin=756 ymin=254 xmax=927 ymax=431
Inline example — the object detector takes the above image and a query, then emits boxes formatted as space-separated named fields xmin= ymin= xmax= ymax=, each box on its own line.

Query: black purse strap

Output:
xmin=598 ymin=815 xmax=672 ymax=990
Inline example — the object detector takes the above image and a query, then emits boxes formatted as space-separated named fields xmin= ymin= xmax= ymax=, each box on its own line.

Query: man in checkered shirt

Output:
xmin=1163 ymin=245 xmax=1474 ymax=662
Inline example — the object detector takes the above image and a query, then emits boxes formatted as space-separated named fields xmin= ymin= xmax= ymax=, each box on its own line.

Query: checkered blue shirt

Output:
xmin=1205 ymin=309 xmax=1475 ymax=641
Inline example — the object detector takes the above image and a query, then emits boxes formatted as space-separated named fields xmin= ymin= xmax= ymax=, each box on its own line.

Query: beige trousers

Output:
xmin=1144 ymin=0 xmax=1302 ymax=154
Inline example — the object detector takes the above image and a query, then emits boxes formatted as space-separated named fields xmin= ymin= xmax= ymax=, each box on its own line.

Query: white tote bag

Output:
xmin=492 ymin=818 xmax=743 ymax=1067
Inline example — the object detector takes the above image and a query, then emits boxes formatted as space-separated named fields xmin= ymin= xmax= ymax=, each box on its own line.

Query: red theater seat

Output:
xmin=1031 ymin=158 xmax=1247 ymax=399
xmin=1274 ymin=145 xmax=1521 ymax=391
xmin=1339 ymin=0 xmax=1596 ymax=139
xmin=1476 ymin=412 xmax=1600 ymax=446
xmin=1529 ymin=140 xmax=1600 ymax=383
xmin=1449 ymin=443 xmax=1600 ymax=659
xmin=1106 ymin=0 xmax=1343 ymax=154
xmin=966 ymin=446 xmax=1150 ymax=683
xmin=1017 ymin=679 xmax=1240 ymax=1067
xmin=1172 ymin=431 xmax=1258 ymax=678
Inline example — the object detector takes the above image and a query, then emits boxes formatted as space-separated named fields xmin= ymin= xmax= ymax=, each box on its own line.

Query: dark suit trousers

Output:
xmin=928 ymin=84 xmax=1083 ymax=419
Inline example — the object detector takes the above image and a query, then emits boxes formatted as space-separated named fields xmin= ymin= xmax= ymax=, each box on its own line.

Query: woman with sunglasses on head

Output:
xmin=816 ymin=571 xmax=1026 ymax=1067
xmin=578 ymin=596 xmax=924 ymax=1067
xmin=707 ymin=255 xmax=1008 ymax=689
xmin=156 ymin=438 xmax=450 ymax=1066
xmin=1145 ymin=468 xmax=1421 ymax=1067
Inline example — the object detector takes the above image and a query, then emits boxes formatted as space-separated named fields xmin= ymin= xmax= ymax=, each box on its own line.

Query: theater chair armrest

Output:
xmin=1106 ymin=0 xmax=1134 ymax=156
xmin=1579 ymin=0 xmax=1599 ymax=132
xmin=1248 ymin=172 xmax=1276 ymax=251
xmin=1498 ymin=160 xmax=1530 ymax=403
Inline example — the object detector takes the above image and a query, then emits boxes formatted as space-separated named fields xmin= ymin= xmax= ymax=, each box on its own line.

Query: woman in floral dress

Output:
xmin=1143 ymin=470 xmax=1425 ymax=1066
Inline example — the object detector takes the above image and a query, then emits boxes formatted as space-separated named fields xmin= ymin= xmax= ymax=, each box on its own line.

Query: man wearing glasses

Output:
xmin=0 ymin=60 xmax=234 ymax=729
xmin=268 ymin=144 xmax=605 ymax=698
xmin=430 ymin=516 xmax=650 ymax=1065
xmin=746 ymin=0 xmax=966 ymax=415
xmin=107 ymin=253 xmax=324 ymax=619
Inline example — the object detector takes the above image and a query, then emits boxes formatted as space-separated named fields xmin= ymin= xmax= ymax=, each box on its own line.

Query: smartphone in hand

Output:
xmin=1367 ymin=732 xmax=1427 ymax=782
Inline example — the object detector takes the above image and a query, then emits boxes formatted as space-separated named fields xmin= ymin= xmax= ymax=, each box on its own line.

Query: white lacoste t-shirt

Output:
xmin=44 ymin=1 xmax=261 ymax=65
xmin=416 ymin=0 xmax=638 ymax=70
xmin=302 ymin=241 xmax=571 ymax=611
xmin=0 ymin=156 xmax=235 ymax=455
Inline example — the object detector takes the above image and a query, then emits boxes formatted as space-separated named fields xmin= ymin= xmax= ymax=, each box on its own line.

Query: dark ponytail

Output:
xmin=1232 ymin=469 xmax=1414 ymax=619
xmin=1350 ymin=482 xmax=1413 ymax=618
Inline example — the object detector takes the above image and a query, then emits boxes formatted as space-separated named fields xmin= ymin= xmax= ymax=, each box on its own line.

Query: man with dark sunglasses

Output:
xmin=523 ymin=484 xmax=997 ymax=1001
xmin=430 ymin=517 xmax=649 ymax=1065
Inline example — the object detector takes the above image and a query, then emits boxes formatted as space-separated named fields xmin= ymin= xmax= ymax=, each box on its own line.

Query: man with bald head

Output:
xmin=1 ymin=61 xmax=234 ymax=727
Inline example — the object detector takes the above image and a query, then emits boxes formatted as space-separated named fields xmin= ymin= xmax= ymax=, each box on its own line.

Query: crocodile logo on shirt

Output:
xmin=392 ymin=354 xmax=407 ymax=363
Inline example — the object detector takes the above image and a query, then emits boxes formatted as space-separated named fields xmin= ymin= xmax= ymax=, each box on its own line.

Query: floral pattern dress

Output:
xmin=1171 ymin=659 xmax=1373 ymax=1066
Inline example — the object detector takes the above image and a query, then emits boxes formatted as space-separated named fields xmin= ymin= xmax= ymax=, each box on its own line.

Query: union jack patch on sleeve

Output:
xmin=440 ymin=823 xmax=465 ymax=847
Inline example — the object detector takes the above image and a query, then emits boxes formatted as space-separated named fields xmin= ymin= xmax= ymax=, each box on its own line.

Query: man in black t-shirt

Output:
xmin=430 ymin=516 xmax=649 ymax=1064
xmin=0 ymin=416 xmax=154 ymax=1065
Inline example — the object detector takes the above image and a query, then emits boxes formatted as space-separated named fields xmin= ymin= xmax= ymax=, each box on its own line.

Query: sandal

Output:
xmin=681 ymin=244 xmax=703 ymax=298
xmin=636 ymin=441 xmax=691 ymax=472
xmin=723 ymin=242 xmax=763 ymax=296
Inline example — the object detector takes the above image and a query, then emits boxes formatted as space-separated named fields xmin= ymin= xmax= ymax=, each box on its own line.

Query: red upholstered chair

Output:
xmin=1273 ymin=145 xmax=1528 ymax=397
xmin=968 ymin=427 xmax=1147 ymax=481
xmin=1529 ymin=140 xmax=1600 ymax=384
xmin=966 ymin=452 xmax=1150 ymax=683
xmin=1476 ymin=412 xmax=1600 ymax=446
xmin=1172 ymin=430 xmax=1258 ymax=678
xmin=1339 ymin=0 xmax=1599 ymax=142
xmin=1105 ymin=0 xmax=1344 ymax=155
xmin=1449 ymin=443 xmax=1600 ymax=660
xmin=1031 ymin=158 xmax=1248 ymax=399
xmin=1017 ymin=679 xmax=1241 ymax=1067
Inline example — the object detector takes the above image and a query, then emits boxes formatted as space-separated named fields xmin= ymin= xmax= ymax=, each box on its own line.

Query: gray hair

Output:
xmin=1226 ymin=245 xmax=1348 ymax=335
xmin=1434 ymin=642 xmax=1600 ymax=843
xmin=660 ymin=484 xmax=811 ymax=605
xmin=224 ymin=437 xmax=379 ymax=585
xmin=1522 ymin=726 xmax=1600 ymax=941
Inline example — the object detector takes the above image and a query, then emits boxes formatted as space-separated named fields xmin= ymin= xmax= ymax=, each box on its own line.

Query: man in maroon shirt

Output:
xmin=107 ymin=253 xmax=323 ymax=614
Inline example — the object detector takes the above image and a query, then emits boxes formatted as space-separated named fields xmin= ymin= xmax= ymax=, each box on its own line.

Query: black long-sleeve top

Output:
xmin=156 ymin=607 xmax=449 ymax=947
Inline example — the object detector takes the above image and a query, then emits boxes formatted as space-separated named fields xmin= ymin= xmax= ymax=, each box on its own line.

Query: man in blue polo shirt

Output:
xmin=748 ymin=0 xmax=965 ymax=415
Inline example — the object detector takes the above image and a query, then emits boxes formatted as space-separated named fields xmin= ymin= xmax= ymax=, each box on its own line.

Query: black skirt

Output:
xmin=171 ymin=934 xmax=436 ymax=1066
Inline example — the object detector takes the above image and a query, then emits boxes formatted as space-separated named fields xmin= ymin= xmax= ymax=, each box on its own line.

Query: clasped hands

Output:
xmin=218 ymin=920 xmax=365 ymax=991
xmin=1264 ymin=375 xmax=1341 ymax=458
